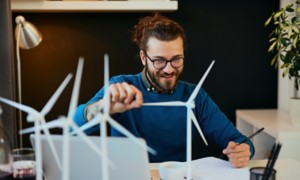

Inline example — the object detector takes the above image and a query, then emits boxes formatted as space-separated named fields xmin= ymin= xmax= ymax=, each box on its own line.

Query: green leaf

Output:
xmin=292 ymin=17 xmax=298 ymax=24
xmin=265 ymin=15 xmax=273 ymax=26
xmin=271 ymin=53 xmax=279 ymax=66
xmin=282 ymin=25 xmax=290 ymax=32
xmin=283 ymin=66 xmax=290 ymax=77
xmin=293 ymin=35 xmax=299 ymax=47
xmin=297 ymin=6 xmax=300 ymax=13
xmin=286 ymin=7 xmax=294 ymax=12
xmin=268 ymin=41 xmax=277 ymax=52
xmin=290 ymin=68 xmax=298 ymax=76
xmin=280 ymin=37 xmax=289 ymax=46
xmin=292 ymin=26 xmax=300 ymax=33
xmin=269 ymin=37 xmax=277 ymax=42
xmin=283 ymin=51 xmax=295 ymax=63
xmin=285 ymin=4 xmax=294 ymax=12
xmin=274 ymin=11 xmax=284 ymax=18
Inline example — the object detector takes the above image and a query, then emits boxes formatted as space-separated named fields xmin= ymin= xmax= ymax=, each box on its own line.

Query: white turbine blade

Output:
xmin=67 ymin=57 xmax=84 ymax=120
xmin=19 ymin=127 xmax=36 ymax=135
xmin=0 ymin=97 xmax=40 ymax=119
xmin=143 ymin=101 xmax=186 ymax=106
xmin=20 ymin=119 xmax=63 ymax=134
xmin=68 ymin=119 xmax=115 ymax=168
xmin=39 ymin=118 xmax=63 ymax=171
xmin=103 ymin=54 xmax=110 ymax=115
xmin=41 ymin=74 xmax=73 ymax=115
xmin=188 ymin=60 xmax=215 ymax=103
xmin=70 ymin=114 xmax=102 ymax=135
xmin=107 ymin=116 xmax=156 ymax=155
xmin=188 ymin=109 xmax=208 ymax=146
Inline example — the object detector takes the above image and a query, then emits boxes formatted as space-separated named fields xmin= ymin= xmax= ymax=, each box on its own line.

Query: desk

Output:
xmin=149 ymin=159 xmax=300 ymax=180
xmin=236 ymin=109 xmax=300 ymax=161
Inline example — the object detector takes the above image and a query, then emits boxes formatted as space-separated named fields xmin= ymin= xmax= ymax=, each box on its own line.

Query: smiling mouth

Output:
xmin=162 ymin=76 xmax=174 ymax=80
xmin=161 ymin=73 xmax=175 ymax=78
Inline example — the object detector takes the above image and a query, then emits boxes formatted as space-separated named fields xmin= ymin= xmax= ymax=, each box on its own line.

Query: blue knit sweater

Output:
xmin=74 ymin=73 xmax=254 ymax=162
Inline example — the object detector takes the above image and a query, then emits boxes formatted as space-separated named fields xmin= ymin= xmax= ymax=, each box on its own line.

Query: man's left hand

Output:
xmin=222 ymin=141 xmax=251 ymax=168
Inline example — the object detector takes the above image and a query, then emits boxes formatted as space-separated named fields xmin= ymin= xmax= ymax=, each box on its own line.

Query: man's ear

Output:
xmin=140 ymin=50 xmax=146 ymax=66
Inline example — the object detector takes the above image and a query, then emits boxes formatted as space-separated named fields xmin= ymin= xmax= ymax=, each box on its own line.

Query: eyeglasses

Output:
xmin=144 ymin=52 xmax=184 ymax=70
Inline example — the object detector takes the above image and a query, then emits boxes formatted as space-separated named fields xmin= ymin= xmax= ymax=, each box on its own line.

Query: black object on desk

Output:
xmin=262 ymin=142 xmax=282 ymax=180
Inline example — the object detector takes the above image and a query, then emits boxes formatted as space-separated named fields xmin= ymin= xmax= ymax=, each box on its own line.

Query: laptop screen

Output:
xmin=30 ymin=134 xmax=151 ymax=180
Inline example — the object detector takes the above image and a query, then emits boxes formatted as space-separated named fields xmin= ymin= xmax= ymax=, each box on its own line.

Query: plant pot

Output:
xmin=289 ymin=98 xmax=300 ymax=127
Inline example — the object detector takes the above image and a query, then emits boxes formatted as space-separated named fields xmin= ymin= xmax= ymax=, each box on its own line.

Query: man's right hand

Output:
xmin=108 ymin=82 xmax=143 ymax=114
xmin=85 ymin=82 xmax=143 ymax=121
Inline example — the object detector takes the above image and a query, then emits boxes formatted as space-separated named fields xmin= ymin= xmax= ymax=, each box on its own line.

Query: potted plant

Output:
xmin=265 ymin=0 xmax=300 ymax=126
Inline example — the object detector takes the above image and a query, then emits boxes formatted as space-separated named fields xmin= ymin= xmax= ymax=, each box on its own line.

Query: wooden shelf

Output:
xmin=11 ymin=0 xmax=178 ymax=12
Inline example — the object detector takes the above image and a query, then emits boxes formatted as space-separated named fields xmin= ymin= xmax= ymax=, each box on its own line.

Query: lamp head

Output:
xmin=15 ymin=15 xmax=42 ymax=49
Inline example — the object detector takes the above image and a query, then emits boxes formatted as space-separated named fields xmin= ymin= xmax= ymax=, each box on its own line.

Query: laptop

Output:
xmin=30 ymin=134 xmax=151 ymax=180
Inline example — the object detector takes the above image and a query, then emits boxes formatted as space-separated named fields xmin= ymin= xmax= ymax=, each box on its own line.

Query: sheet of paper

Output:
xmin=190 ymin=157 xmax=249 ymax=180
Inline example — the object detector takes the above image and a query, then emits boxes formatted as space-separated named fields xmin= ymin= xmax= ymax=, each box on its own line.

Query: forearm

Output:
xmin=84 ymin=100 xmax=103 ymax=122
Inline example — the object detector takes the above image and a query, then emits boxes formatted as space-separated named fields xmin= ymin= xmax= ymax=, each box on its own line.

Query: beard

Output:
xmin=145 ymin=61 xmax=183 ymax=94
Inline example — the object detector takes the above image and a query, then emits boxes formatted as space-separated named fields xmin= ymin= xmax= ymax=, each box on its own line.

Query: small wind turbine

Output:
xmin=0 ymin=73 xmax=73 ymax=180
xmin=71 ymin=54 xmax=156 ymax=180
xmin=142 ymin=60 xmax=215 ymax=180
xmin=21 ymin=57 xmax=114 ymax=180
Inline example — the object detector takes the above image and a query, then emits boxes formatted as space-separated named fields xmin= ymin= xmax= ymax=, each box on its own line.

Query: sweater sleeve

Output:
xmin=196 ymin=89 xmax=255 ymax=158
xmin=73 ymin=87 xmax=105 ymax=134
xmin=74 ymin=104 xmax=87 ymax=127
xmin=73 ymin=75 xmax=127 ymax=134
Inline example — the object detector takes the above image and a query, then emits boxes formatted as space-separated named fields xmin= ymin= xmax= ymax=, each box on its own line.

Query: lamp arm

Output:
xmin=16 ymin=24 xmax=23 ymax=148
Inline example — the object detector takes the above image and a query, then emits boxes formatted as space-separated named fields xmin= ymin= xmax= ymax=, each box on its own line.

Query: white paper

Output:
xmin=190 ymin=157 xmax=249 ymax=180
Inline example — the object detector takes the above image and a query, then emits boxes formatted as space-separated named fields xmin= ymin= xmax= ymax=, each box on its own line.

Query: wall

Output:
xmin=12 ymin=0 xmax=279 ymax=156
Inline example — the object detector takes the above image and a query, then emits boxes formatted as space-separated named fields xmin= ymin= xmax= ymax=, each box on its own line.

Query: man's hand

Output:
xmin=222 ymin=141 xmax=251 ymax=168
xmin=108 ymin=82 xmax=143 ymax=114
xmin=85 ymin=82 xmax=143 ymax=121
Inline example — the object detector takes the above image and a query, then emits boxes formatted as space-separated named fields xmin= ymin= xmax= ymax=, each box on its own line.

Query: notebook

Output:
xmin=30 ymin=134 xmax=151 ymax=180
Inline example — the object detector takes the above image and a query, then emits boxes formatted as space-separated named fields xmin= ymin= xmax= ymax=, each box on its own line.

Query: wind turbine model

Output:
xmin=71 ymin=54 xmax=156 ymax=180
xmin=0 ymin=73 xmax=73 ymax=180
xmin=21 ymin=57 xmax=114 ymax=180
xmin=142 ymin=60 xmax=215 ymax=180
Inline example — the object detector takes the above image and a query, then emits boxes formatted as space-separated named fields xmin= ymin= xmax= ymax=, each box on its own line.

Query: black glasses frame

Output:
xmin=144 ymin=52 xmax=184 ymax=70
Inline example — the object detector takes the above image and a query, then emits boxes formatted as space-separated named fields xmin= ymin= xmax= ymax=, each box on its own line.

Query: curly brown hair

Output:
xmin=131 ymin=12 xmax=186 ymax=52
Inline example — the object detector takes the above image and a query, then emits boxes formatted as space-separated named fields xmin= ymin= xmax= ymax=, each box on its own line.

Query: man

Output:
xmin=74 ymin=13 xmax=254 ymax=168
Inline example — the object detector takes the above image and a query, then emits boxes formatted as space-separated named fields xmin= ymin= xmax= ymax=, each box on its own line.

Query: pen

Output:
xmin=238 ymin=127 xmax=265 ymax=145
xmin=219 ymin=127 xmax=264 ymax=160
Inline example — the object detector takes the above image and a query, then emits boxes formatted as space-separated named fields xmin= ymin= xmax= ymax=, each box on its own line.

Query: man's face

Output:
xmin=141 ymin=37 xmax=184 ymax=93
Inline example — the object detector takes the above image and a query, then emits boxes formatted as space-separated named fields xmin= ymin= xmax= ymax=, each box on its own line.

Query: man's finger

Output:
xmin=116 ymin=83 xmax=127 ymax=103
xmin=121 ymin=82 xmax=135 ymax=104
xmin=109 ymin=84 xmax=120 ymax=102
xmin=130 ymin=85 xmax=143 ymax=105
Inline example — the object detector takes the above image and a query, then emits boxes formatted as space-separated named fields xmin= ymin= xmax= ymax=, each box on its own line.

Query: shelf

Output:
xmin=11 ymin=0 xmax=178 ymax=12
xmin=236 ymin=109 xmax=300 ymax=161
